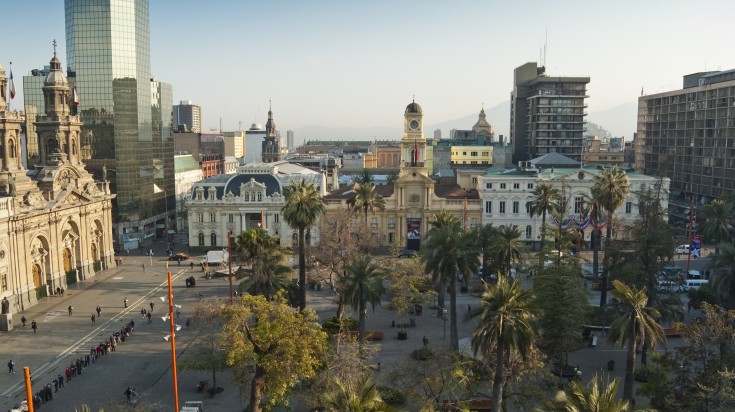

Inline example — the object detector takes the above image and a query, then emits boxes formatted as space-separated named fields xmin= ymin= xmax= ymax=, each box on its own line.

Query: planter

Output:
xmin=397 ymin=330 xmax=408 ymax=340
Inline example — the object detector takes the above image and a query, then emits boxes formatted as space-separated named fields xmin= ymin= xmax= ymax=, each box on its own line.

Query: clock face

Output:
xmin=409 ymin=120 xmax=420 ymax=130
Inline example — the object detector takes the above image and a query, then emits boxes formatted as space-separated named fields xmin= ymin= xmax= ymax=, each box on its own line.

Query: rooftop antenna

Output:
xmin=543 ymin=28 xmax=548 ymax=67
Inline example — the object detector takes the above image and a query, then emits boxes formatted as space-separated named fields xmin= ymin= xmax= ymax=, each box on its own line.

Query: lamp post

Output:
xmin=161 ymin=271 xmax=180 ymax=411
xmin=228 ymin=231 xmax=233 ymax=305
xmin=24 ymin=367 xmax=34 ymax=412
xmin=442 ymin=308 xmax=448 ymax=340
xmin=164 ymin=189 xmax=169 ymax=242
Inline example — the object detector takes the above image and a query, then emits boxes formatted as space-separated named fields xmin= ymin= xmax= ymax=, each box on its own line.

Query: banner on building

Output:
xmin=407 ymin=218 xmax=421 ymax=240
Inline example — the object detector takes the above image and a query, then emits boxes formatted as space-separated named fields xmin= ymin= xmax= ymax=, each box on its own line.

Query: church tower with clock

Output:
xmin=401 ymin=100 xmax=427 ymax=172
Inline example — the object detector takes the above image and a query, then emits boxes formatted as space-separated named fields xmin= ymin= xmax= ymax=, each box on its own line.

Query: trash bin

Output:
xmin=607 ymin=360 xmax=615 ymax=371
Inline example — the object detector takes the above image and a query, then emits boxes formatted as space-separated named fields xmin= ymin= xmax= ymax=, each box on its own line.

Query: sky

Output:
xmin=3 ymin=0 xmax=735 ymax=140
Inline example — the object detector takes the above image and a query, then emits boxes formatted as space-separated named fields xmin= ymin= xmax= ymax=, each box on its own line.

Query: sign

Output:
xmin=407 ymin=218 xmax=421 ymax=240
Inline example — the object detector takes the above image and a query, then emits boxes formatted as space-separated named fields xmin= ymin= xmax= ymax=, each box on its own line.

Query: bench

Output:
xmin=663 ymin=327 xmax=682 ymax=337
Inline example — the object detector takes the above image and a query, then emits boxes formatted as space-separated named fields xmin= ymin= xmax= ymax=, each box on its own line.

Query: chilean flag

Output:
xmin=8 ymin=68 xmax=15 ymax=100
xmin=414 ymin=140 xmax=418 ymax=163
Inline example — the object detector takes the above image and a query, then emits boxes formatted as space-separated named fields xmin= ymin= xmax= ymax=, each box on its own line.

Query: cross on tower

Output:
xmin=53 ymin=39 xmax=57 ymax=56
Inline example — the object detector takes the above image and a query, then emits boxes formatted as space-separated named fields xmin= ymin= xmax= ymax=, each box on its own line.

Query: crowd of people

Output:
xmin=11 ymin=320 xmax=137 ymax=411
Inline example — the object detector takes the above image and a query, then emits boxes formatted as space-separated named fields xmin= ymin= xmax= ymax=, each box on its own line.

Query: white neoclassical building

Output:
xmin=0 ymin=55 xmax=115 ymax=319
xmin=479 ymin=154 xmax=669 ymax=249
xmin=187 ymin=161 xmax=325 ymax=251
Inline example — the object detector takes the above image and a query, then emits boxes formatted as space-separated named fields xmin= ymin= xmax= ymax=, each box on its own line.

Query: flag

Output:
xmin=72 ymin=86 xmax=80 ymax=105
xmin=640 ymin=87 xmax=643 ymax=96
xmin=8 ymin=68 xmax=15 ymax=100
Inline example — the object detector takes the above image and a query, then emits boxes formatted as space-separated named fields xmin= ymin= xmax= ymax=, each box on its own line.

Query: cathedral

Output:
xmin=0 ymin=53 xmax=114 ymax=320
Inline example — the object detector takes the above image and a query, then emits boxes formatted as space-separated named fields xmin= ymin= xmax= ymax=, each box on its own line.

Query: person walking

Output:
xmin=149 ymin=302 xmax=154 ymax=312
xmin=146 ymin=312 xmax=152 ymax=324
xmin=68 ymin=305 xmax=73 ymax=316
xmin=124 ymin=297 xmax=128 ymax=308
xmin=91 ymin=314 xmax=96 ymax=324
xmin=60 ymin=287 xmax=65 ymax=296
xmin=96 ymin=306 xmax=102 ymax=317
xmin=31 ymin=320 xmax=37 ymax=333
xmin=7 ymin=359 xmax=15 ymax=374
xmin=20 ymin=316 xmax=26 ymax=327
xmin=142 ymin=263 xmax=145 ymax=271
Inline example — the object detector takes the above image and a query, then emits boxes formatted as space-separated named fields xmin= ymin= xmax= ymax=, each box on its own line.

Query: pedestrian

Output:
xmin=124 ymin=297 xmax=128 ymax=308
xmin=60 ymin=287 xmax=65 ymax=296
xmin=56 ymin=287 xmax=61 ymax=296
xmin=68 ymin=305 xmax=73 ymax=316
xmin=146 ymin=312 xmax=152 ymax=324
xmin=20 ymin=316 xmax=26 ymax=327
xmin=198 ymin=292 xmax=203 ymax=301
xmin=176 ymin=308 xmax=181 ymax=320
xmin=57 ymin=374 xmax=64 ymax=388
xmin=190 ymin=262 xmax=194 ymax=269
xmin=96 ymin=306 xmax=102 ymax=317
xmin=185 ymin=317 xmax=191 ymax=328
xmin=141 ymin=307 xmax=146 ymax=317
xmin=142 ymin=263 xmax=145 ymax=271
xmin=125 ymin=386 xmax=132 ymax=402
xmin=65 ymin=368 xmax=72 ymax=382
xmin=91 ymin=314 xmax=96 ymax=324
xmin=150 ymin=302 xmax=154 ymax=312
xmin=7 ymin=359 xmax=15 ymax=374
xmin=31 ymin=320 xmax=37 ymax=333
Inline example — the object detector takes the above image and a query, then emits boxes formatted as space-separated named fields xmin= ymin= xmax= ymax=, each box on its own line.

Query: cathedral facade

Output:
xmin=0 ymin=54 xmax=115 ymax=317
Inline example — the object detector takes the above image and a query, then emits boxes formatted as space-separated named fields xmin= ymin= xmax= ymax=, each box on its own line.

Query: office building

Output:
xmin=510 ymin=62 xmax=589 ymax=164
xmin=635 ymin=68 xmax=735 ymax=222
xmin=434 ymin=129 xmax=442 ymax=139
xmin=287 ymin=130 xmax=294 ymax=152
xmin=173 ymin=100 xmax=202 ymax=133
xmin=64 ymin=0 xmax=174 ymax=247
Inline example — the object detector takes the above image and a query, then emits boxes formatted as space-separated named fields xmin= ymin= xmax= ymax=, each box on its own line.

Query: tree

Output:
xmin=282 ymin=179 xmax=325 ymax=312
xmin=236 ymin=228 xmax=279 ymax=276
xmin=700 ymin=199 xmax=735 ymax=247
xmin=528 ymin=182 xmax=561 ymax=251
xmin=324 ymin=374 xmax=389 ymax=412
xmin=341 ymin=256 xmax=386 ymax=342
xmin=239 ymin=252 xmax=294 ymax=301
xmin=468 ymin=276 xmax=536 ymax=412
xmin=476 ymin=223 xmax=496 ymax=277
xmin=220 ymin=293 xmax=328 ymax=412
xmin=178 ymin=302 xmax=229 ymax=398
xmin=387 ymin=257 xmax=434 ymax=335
xmin=490 ymin=225 xmax=524 ymax=278
xmin=347 ymin=182 xmax=386 ymax=225
xmin=709 ymin=242 xmax=735 ymax=307
xmin=422 ymin=210 xmax=480 ymax=350
xmin=607 ymin=280 xmax=666 ymax=402
xmin=537 ymin=374 xmax=636 ymax=412
xmin=592 ymin=167 xmax=630 ymax=307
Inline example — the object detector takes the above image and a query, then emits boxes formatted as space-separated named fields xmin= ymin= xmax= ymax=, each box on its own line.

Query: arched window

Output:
xmin=8 ymin=139 xmax=15 ymax=158
xmin=525 ymin=225 xmax=532 ymax=239
xmin=198 ymin=232 xmax=205 ymax=246
xmin=71 ymin=139 xmax=76 ymax=155
xmin=210 ymin=232 xmax=217 ymax=246
xmin=257 ymin=192 xmax=262 ymax=201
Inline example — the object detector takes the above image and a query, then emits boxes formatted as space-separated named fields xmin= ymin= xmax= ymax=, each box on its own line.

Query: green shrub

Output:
xmin=378 ymin=386 xmax=406 ymax=406
xmin=322 ymin=316 xmax=358 ymax=333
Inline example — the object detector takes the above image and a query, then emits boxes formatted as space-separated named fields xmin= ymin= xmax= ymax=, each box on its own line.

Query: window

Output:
xmin=625 ymin=202 xmax=632 ymax=214
xmin=274 ymin=214 xmax=279 ymax=223
xmin=513 ymin=183 xmax=520 ymax=189
xmin=210 ymin=213 xmax=216 ymax=222
xmin=485 ymin=201 xmax=492 ymax=214
xmin=527 ymin=183 xmax=534 ymax=189
xmin=198 ymin=233 xmax=205 ymax=246
xmin=388 ymin=217 xmax=395 ymax=228
xmin=526 ymin=225 xmax=532 ymax=239
xmin=257 ymin=192 xmax=262 ymax=201
xmin=471 ymin=151 xmax=478 ymax=156
xmin=526 ymin=203 xmax=531 ymax=214
xmin=486 ymin=183 xmax=493 ymax=189
xmin=500 ymin=183 xmax=507 ymax=189
xmin=371 ymin=217 xmax=378 ymax=228
xmin=499 ymin=201 xmax=506 ymax=214
xmin=470 ymin=218 xmax=477 ymax=229
xmin=482 ymin=151 xmax=490 ymax=156
xmin=211 ymin=232 xmax=217 ymax=246
xmin=197 ymin=213 xmax=204 ymax=223
xmin=574 ymin=197 xmax=584 ymax=214
xmin=228 ymin=214 xmax=234 ymax=223
xmin=388 ymin=233 xmax=394 ymax=244
xmin=1 ymin=273 xmax=6 ymax=291
xmin=472 ymin=177 xmax=478 ymax=184
xmin=512 ymin=201 xmax=519 ymax=214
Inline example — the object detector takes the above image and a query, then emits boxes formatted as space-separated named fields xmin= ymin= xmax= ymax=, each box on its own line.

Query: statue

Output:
xmin=54 ymin=131 xmax=62 ymax=153
xmin=102 ymin=164 xmax=107 ymax=182
xmin=1 ymin=297 xmax=9 ymax=314
xmin=8 ymin=174 xmax=15 ymax=196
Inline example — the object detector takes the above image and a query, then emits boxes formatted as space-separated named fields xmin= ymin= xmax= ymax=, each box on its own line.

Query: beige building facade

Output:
xmin=0 ymin=55 xmax=115 ymax=318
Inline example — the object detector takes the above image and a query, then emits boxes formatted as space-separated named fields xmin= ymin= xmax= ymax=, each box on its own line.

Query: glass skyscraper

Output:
xmin=64 ymin=0 xmax=173 ymax=247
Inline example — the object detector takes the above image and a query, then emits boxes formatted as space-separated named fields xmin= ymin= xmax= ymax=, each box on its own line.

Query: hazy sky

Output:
xmin=4 ymin=0 xmax=735 ymax=139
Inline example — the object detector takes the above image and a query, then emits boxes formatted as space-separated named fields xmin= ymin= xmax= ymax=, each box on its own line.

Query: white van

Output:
xmin=682 ymin=279 xmax=708 ymax=291
xmin=676 ymin=244 xmax=690 ymax=254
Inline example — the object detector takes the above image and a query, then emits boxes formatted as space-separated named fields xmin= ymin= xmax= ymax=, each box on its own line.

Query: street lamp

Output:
xmin=159 ymin=272 xmax=181 ymax=411
xmin=442 ymin=308 xmax=448 ymax=340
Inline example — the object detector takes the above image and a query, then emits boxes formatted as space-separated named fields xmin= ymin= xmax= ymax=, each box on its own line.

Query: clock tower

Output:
xmin=401 ymin=99 xmax=426 ymax=169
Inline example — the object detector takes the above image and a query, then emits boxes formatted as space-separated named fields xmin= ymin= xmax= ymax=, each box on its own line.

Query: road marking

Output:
xmin=0 ymin=269 xmax=188 ymax=399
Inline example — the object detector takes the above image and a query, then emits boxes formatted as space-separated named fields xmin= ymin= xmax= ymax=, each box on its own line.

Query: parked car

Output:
xmin=676 ymin=244 xmax=690 ymax=254
xmin=168 ymin=252 xmax=190 ymax=261
xmin=397 ymin=249 xmax=417 ymax=258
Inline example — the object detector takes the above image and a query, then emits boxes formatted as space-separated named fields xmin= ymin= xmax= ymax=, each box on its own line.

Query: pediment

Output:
xmin=51 ymin=190 xmax=92 ymax=209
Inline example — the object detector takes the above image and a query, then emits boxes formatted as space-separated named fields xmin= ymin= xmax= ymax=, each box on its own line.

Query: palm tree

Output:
xmin=709 ymin=242 xmax=735 ymax=306
xmin=348 ymin=182 xmax=386 ymax=225
xmin=477 ymin=223 xmax=496 ymax=277
xmin=537 ymin=374 xmax=636 ymax=412
xmin=592 ymin=167 xmax=630 ymax=307
xmin=236 ymin=228 xmax=278 ymax=277
xmin=239 ymin=252 xmax=293 ymax=300
xmin=700 ymin=199 xmax=735 ymax=247
xmin=490 ymin=225 xmax=524 ymax=278
xmin=528 ymin=182 xmax=561 ymax=250
xmin=282 ymin=179 xmax=325 ymax=312
xmin=607 ymin=280 xmax=666 ymax=402
xmin=341 ymin=256 xmax=385 ymax=341
xmin=324 ymin=375 xmax=388 ymax=412
xmin=422 ymin=211 xmax=480 ymax=350
xmin=468 ymin=276 xmax=536 ymax=412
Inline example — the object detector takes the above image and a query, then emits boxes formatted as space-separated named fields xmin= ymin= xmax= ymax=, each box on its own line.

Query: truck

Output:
xmin=200 ymin=250 xmax=229 ymax=267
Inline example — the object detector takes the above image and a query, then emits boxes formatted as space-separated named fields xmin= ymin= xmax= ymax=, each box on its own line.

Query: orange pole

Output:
xmin=167 ymin=272 xmax=180 ymax=412
xmin=24 ymin=367 xmax=34 ymax=412
xmin=228 ymin=231 xmax=233 ymax=305
xmin=260 ymin=210 xmax=265 ymax=229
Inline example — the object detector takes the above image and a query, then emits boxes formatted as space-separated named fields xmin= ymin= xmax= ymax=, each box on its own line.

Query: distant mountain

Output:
xmin=587 ymin=102 xmax=637 ymax=139
xmin=291 ymin=100 xmax=636 ymax=142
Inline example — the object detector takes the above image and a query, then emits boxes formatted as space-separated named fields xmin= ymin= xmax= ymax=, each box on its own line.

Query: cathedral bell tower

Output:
xmin=0 ymin=63 xmax=35 ymax=198
xmin=261 ymin=101 xmax=280 ymax=163
xmin=400 ymin=99 xmax=426 ymax=171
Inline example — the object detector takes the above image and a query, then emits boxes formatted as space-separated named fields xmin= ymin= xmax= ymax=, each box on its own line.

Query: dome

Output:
xmin=44 ymin=55 xmax=68 ymax=86
xmin=405 ymin=101 xmax=422 ymax=114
